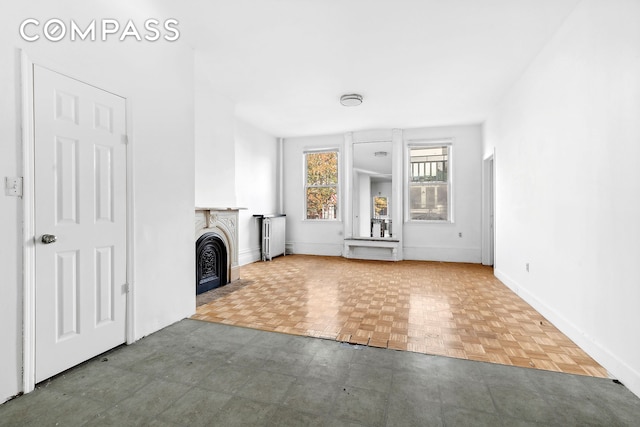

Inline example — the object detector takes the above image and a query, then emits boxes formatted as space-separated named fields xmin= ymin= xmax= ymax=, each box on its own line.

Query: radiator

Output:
xmin=261 ymin=215 xmax=286 ymax=261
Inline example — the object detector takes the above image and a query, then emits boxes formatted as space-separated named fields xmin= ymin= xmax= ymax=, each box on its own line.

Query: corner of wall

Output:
xmin=495 ymin=268 xmax=640 ymax=398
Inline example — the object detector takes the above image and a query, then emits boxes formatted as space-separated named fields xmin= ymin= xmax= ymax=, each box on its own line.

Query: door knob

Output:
xmin=41 ymin=234 xmax=57 ymax=244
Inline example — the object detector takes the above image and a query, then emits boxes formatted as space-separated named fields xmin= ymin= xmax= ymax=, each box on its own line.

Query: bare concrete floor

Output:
xmin=1 ymin=319 xmax=639 ymax=426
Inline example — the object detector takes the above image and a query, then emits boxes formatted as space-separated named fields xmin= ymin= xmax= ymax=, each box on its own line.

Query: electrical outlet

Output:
xmin=458 ymin=232 xmax=462 ymax=238
xmin=525 ymin=263 xmax=530 ymax=272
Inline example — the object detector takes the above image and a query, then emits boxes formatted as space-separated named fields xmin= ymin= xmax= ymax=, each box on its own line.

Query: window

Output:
xmin=373 ymin=196 xmax=388 ymax=218
xmin=409 ymin=145 xmax=450 ymax=221
xmin=305 ymin=150 xmax=339 ymax=220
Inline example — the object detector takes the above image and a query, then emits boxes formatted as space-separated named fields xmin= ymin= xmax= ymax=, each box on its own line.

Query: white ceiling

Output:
xmin=164 ymin=0 xmax=579 ymax=138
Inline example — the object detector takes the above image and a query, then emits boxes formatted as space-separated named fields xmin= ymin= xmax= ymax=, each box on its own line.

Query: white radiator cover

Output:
xmin=262 ymin=215 xmax=286 ymax=261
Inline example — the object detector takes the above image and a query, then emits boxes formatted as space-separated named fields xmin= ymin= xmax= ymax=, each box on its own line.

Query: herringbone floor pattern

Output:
xmin=193 ymin=255 xmax=607 ymax=377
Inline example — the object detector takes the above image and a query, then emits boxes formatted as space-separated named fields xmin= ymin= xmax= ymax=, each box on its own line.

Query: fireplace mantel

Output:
xmin=195 ymin=207 xmax=245 ymax=283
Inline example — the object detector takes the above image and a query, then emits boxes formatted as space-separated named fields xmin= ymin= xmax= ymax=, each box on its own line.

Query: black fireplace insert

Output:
xmin=195 ymin=232 xmax=227 ymax=294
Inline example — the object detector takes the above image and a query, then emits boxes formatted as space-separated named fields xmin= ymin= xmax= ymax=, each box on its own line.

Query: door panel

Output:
xmin=34 ymin=65 xmax=127 ymax=382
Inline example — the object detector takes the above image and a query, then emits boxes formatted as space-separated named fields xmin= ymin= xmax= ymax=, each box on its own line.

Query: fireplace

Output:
xmin=195 ymin=207 xmax=242 ymax=294
xmin=195 ymin=233 xmax=227 ymax=294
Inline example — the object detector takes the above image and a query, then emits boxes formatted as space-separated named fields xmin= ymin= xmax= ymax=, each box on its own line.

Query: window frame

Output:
xmin=405 ymin=141 xmax=453 ymax=223
xmin=303 ymin=149 xmax=340 ymax=221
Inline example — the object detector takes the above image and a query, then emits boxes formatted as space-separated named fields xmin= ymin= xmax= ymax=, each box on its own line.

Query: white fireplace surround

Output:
xmin=195 ymin=208 xmax=242 ymax=283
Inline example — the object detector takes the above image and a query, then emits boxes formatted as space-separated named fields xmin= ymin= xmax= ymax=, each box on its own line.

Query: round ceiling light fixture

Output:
xmin=340 ymin=93 xmax=363 ymax=107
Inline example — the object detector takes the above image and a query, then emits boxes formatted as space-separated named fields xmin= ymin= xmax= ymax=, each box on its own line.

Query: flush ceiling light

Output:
xmin=340 ymin=93 xmax=363 ymax=107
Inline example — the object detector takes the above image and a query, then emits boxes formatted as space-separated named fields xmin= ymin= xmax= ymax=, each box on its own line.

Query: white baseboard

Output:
xmin=286 ymin=241 xmax=343 ymax=257
xmin=239 ymin=247 xmax=261 ymax=266
xmin=284 ymin=243 xmax=481 ymax=263
xmin=403 ymin=246 xmax=481 ymax=263
xmin=495 ymin=268 xmax=640 ymax=399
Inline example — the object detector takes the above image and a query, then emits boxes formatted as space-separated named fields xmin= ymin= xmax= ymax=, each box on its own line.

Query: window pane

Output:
xmin=373 ymin=196 xmax=388 ymax=217
xmin=305 ymin=151 xmax=339 ymax=220
xmin=409 ymin=183 xmax=448 ymax=220
xmin=306 ymin=152 xmax=338 ymax=185
xmin=306 ymin=187 xmax=337 ymax=219
xmin=410 ymin=146 xmax=448 ymax=182
xmin=408 ymin=145 xmax=449 ymax=221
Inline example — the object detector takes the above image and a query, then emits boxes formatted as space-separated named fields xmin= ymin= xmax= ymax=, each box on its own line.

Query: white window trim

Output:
xmin=303 ymin=148 xmax=341 ymax=221
xmin=404 ymin=139 xmax=454 ymax=223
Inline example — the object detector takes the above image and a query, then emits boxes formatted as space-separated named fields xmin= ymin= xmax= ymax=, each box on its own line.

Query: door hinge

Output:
xmin=122 ymin=283 xmax=130 ymax=294
xmin=121 ymin=134 xmax=129 ymax=145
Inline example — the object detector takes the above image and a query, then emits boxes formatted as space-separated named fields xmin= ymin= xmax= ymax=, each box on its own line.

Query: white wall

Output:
xmin=0 ymin=35 xmax=22 ymax=405
xmin=284 ymin=125 xmax=482 ymax=261
xmin=403 ymin=125 xmax=483 ymax=262
xmin=1 ymin=1 xmax=195 ymax=402
xmin=357 ymin=172 xmax=371 ymax=236
xmin=371 ymin=180 xmax=392 ymax=204
xmin=194 ymin=51 xmax=237 ymax=208
xmin=235 ymin=119 xmax=279 ymax=265
xmin=195 ymin=57 xmax=279 ymax=265
xmin=484 ymin=0 xmax=640 ymax=397
xmin=284 ymin=134 xmax=345 ymax=256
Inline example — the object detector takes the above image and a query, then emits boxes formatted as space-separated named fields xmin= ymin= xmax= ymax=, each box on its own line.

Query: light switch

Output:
xmin=5 ymin=177 xmax=23 ymax=197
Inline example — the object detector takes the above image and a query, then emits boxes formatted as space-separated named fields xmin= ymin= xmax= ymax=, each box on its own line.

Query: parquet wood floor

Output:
xmin=193 ymin=255 xmax=607 ymax=377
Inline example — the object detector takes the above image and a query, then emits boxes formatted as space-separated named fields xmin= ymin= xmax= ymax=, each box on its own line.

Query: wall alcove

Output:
xmin=343 ymin=129 xmax=403 ymax=261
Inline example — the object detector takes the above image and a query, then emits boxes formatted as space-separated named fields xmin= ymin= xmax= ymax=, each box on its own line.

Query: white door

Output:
xmin=33 ymin=65 xmax=127 ymax=382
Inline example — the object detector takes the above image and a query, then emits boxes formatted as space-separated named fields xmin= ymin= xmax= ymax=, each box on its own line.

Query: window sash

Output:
xmin=407 ymin=144 xmax=451 ymax=222
xmin=304 ymin=150 xmax=339 ymax=220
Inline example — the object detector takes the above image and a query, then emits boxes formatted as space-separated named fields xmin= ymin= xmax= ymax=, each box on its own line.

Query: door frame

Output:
xmin=481 ymin=151 xmax=495 ymax=266
xmin=20 ymin=51 xmax=135 ymax=393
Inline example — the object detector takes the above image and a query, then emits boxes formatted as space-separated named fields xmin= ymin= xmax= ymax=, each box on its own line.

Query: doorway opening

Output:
xmin=482 ymin=154 xmax=495 ymax=266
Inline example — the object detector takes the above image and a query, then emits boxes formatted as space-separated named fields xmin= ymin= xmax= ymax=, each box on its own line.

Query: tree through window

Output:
xmin=305 ymin=151 xmax=338 ymax=219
